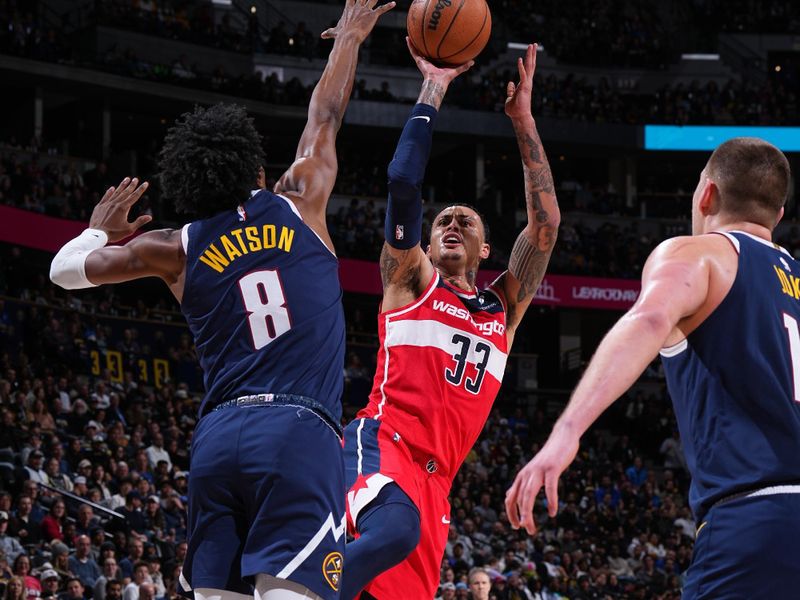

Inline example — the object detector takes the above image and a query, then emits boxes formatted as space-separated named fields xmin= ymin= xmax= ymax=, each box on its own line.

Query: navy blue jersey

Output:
xmin=180 ymin=191 xmax=345 ymax=419
xmin=661 ymin=231 xmax=800 ymax=520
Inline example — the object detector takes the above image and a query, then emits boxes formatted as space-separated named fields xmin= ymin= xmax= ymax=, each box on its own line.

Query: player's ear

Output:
xmin=425 ymin=244 xmax=432 ymax=257
xmin=699 ymin=179 xmax=719 ymax=216
xmin=480 ymin=243 xmax=490 ymax=260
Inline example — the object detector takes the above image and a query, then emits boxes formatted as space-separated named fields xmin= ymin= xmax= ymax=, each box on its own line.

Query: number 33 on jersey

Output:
xmin=360 ymin=272 xmax=509 ymax=477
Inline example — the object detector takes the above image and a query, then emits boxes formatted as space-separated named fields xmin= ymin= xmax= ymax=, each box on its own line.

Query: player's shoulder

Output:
xmin=650 ymin=233 xmax=735 ymax=262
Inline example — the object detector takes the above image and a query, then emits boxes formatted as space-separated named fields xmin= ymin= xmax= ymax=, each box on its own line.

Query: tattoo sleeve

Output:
xmin=417 ymin=80 xmax=446 ymax=110
xmin=508 ymin=117 xmax=560 ymax=303
xmin=380 ymin=244 xmax=420 ymax=291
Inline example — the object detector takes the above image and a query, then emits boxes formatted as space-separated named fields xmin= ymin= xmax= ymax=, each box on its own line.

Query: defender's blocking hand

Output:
xmin=89 ymin=177 xmax=151 ymax=243
xmin=321 ymin=0 xmax=396 ymax=44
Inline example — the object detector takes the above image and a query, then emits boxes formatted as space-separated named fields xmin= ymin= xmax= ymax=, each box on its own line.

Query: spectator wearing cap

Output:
xmin=45 ymin=458 xmax=74 ymax=494
xmin=9 ymin=496 xmax=41 ymax=546
xmin=93 ymin=556 xmax=119 ymax=600
xmin=40 ymin=500 xmax=66 ymax=543
xmin=435 ymin=582 xmax=456 ymax=600
xmin=454 ymin=582 xmax=468 ymax=599
xmin=68 ymin=535 xmax=101 ymax=589
xmin=142 ymin=497 xmax=164 ymax=538
xmin=72 ymin=477 xmax=88 ymax=499
xmin=108 ymin=479 xmax=133 ymax=512
xmin=119 ymin=493 xmax=145 ymax=535
xmin=39 ymin=569 xmax=61 ymax=598
xmin=76 ymin=459 xmax=93 ymax=480
xmin=23 ymin=451 xmax=47 ymax=484
xmin=57 ymin=577 xmax=86 ymax=600
xmin=0 ymin=513 xmax=24 ymax=562
xmin=468 ymin=568 xmax=491 ymax=600
xmin=20 ymin=435 xmax=45 ymax=467
xmin=13 ymin=555 xmax=42 ymax=600
xmin=118 ymin=538 xmax=144 ymax=581
xmin=144 ymin=435 xmax=170 ymax=471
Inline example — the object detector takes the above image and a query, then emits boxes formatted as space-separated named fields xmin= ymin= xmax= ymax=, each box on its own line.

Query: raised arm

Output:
xmin=504 ymin=236 xmax=715 ymax=535
xmin=493 ymin=44 xmax=561 ymax=338
xmin=379 ymin=39 xmax=473 ymax=311
xmin=50 ymin=178 xmax=186 ymax=300
xmin=274 ymin=0 xmax=395 ymax=239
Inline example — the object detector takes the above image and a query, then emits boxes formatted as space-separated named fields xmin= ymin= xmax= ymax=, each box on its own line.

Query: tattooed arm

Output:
xmin=380 ymin=38 xmax=474 ymax=311
xmin=493 ymin=44 xmax=561 ymax=338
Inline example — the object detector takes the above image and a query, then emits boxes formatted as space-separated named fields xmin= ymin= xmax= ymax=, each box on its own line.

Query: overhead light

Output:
xmin=776 ymin=65 xmax=782 ymax=72
xmin=211 ymin=0 xmax=232 ymax=5
xmin=681 ymin=53 xmax=720 ymax=61
xmin=250 ymin=5 xmax=256 ymax=13
xmin=507 ymin=42 xmax=543 ymax=51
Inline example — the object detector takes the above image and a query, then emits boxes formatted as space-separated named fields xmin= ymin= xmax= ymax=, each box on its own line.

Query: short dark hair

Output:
xmin=158 ymin=104 xmax=265 ymax=219
xmin=706 ymin=137 xmax=791 ymax=228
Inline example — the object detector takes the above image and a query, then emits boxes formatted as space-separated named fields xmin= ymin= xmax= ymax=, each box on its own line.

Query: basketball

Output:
xmin=407 ymin=0 xmax=492 ymax=66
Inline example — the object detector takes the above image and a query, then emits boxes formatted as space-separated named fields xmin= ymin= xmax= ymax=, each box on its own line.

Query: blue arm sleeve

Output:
xmin=384 ymin=103 xmax=438 ymax=250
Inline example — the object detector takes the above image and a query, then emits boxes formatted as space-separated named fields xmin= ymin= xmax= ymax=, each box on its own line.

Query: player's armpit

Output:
xmin=85 ymin=229 xmax=185 ymax=288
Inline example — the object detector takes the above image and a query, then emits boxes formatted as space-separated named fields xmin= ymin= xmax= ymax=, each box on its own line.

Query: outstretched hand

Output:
xmin=89 ymin=177 xmax=151 ymax=243
xmin=321 ymin=0 xmax=396 ymax=44
xmin=505 ymin=43 xmax=537 ymax=120
xmin=406 ymin=37 xmax=474 ymax=85
xmin=504 ymin=426 xmax=579 ymax=535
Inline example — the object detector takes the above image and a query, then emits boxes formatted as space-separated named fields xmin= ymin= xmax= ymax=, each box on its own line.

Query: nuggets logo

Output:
xmin=322 ymin=552 xmax=343 ymax=591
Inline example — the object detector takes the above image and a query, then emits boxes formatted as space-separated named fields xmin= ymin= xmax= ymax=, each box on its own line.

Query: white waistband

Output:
xmin=745 ymin=484 xmax=800 ymax=498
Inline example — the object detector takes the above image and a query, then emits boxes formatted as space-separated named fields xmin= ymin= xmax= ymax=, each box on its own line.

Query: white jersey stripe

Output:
xmin=385 ymin=319 xmax=508 ymax=383
xmin=375 ymin=273 xmax=441 ymax=419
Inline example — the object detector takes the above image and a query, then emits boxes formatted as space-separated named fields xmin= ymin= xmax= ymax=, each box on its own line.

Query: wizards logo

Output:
xmin=322 ymin=552 xmax=343 ymax=591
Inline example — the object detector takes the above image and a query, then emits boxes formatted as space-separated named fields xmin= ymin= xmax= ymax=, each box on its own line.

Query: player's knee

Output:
xmin=381 ymin=503 xmax=421 ymax=560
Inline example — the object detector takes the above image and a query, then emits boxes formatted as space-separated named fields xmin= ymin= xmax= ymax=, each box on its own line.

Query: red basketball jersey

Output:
xmin=358 ymin=271 xmax=509 ymax=480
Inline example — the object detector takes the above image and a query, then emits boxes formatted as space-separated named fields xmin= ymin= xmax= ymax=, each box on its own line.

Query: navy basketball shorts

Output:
xmin=682 ymin=490 xmax=800 ymax=599
xmin=181 ymin=404 xmax=345 ymax=599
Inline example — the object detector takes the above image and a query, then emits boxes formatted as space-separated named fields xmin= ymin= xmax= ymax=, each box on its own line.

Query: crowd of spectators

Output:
xmin=0 ymin=243 xmax=695 ymax=599
xmin=3 ymin=0 xmax=800 ymax=126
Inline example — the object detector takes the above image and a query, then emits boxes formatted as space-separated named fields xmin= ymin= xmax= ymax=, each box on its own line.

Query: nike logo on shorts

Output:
xmin=441 ymin=515 xmax=450 ymax=524
xmin=411 ymin=116 xmax=431 ymax=123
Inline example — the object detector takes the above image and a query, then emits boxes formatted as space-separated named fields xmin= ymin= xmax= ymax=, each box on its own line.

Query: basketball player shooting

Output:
xmin=341 ymin=42 xmax=560 ymax=600
xmin=49 ymin=1 xmax=394 ymax=599
xmin=505 ymin=137 xmax=800 ymax=598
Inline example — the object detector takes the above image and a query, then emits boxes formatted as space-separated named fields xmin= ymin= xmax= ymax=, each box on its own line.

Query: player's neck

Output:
xmin=711 ymin=220 xmax=773 ymax=242
xmin=439 ymin=269 xmax=477 ymax=293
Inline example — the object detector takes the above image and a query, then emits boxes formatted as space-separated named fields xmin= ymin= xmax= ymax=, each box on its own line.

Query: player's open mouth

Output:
xmin=442 ymin=233 xmax=462 ymax=248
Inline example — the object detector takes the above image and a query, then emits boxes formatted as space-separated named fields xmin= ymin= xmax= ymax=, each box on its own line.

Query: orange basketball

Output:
xmin=407 ymin=0 xmax=492 ymax=66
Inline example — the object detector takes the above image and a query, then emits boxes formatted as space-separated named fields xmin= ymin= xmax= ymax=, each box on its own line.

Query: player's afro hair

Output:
xmin=157 ymin=104 xmax=265 ymax=219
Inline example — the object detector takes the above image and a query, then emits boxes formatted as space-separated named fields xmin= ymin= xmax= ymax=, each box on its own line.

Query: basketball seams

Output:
xmin=438 ymin=0 xmax=489 ymax=62
xmin=435 ymin=0 xmax=466 ymax=61
xmin=420 ymin=0 xmax=433 ymax=60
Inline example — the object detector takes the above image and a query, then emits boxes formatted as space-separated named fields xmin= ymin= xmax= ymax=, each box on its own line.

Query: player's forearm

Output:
xmin=384 ymin=103 xmax=438 ymax=249
xmin=512 ymin=114 xmax=560 ymax=229
xmin=307 ymin=35 xmax=362 ymax=131
xmin=417 ymin=78 xmax=449 ymax=110
xmin=554 ymin=307 xmax=673 ymax=439
xmin=507 ymin=115 xmax=560 ymax=298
